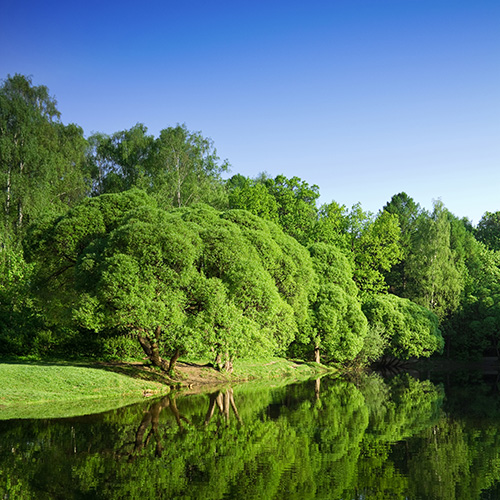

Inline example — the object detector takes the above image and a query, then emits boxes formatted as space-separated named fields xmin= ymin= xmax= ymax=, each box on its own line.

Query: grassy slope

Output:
xmin=0 ymin=358 xmax=334 ymax=420
xmin=0 ymin=362 xmax=170 ymax=419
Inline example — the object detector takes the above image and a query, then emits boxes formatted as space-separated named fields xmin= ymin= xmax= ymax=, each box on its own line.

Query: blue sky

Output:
xmin=1 ymin=0 xmax=499 ymax=223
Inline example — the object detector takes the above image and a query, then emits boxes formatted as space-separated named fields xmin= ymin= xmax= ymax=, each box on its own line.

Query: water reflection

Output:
xmin=1 ymin=373 xmax=500 ymax=499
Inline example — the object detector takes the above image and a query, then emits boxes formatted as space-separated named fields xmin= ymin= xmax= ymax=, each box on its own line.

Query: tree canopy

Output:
xmin=0 ymin=74 xmax=88 ymax=237
xmin=26 ymin=190 xmax=317 ymax=371
xmin=2 ymin=74 xmax=499 ymax=365
xmin=362 ymin=294 xmax=444 ymax=360
xmin=308 ymin=242 xmax=367 ymax=363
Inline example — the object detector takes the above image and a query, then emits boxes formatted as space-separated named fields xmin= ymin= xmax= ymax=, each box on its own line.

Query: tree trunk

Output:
xmin=315 ymin=378 xmax=321 ymax=400
xmin=169 ymin=349 xmax=181 ymax=373
xmin=223 ymin=352 xmax=233 ymax=373
xmin=214 ymin=352 xmax=222 ymax=370
xmin=314 ymin=346 xmax=320 ymax=364
xmin=137 ymin=329 xmax=169 ymax=371
xmin=5 ymin=165 xmax=11 ymax=216
xmin=17 ymin=161 xmax=24 ymax=228
xmin=175 ymin=153 xmax=182 ymax=207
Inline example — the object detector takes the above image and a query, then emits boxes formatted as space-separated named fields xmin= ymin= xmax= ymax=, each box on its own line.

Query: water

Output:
xmin=1 ymin=370 xmax=500 ymax=499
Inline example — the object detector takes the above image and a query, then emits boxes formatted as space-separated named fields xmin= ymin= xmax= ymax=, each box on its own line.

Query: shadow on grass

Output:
xmin=0 ymin=356 xmax=177 ymax=385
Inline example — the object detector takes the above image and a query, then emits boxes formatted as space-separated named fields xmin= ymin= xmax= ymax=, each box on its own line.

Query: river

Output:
xmin=1 ymin=368 xmax=500 ymax=499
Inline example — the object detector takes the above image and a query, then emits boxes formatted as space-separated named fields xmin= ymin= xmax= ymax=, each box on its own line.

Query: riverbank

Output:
xmin=0 ymin=357 xmax=334 ymax=419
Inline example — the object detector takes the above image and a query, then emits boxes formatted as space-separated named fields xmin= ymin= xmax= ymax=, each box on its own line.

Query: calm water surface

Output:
xmin=1 ymin=370 xmax=500 ymax=499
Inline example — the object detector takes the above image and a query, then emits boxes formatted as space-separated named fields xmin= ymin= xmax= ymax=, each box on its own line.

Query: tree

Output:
xmin=227 ymin=174 xmax=279 ymax=223
xmin=86 ymin=123 xmax=229 ymax=209
xmin=307 ymin=242 xmax=367 ymax=363
xmin=86 ymin=124 xmax=154 ymax=195
xmin=445 ymin=243 xmax=500 ymax=358
xmin=308 ymin=200 xmax=350 ymax=250
xmin=27 ymin=190 xmax=317 ymax=371
xmin=350 ymin=208 xmax=402 ymax=295
xmin=476 ymin=211 xmax=500 ymax=251
xmin=0 ymin=74 xmax=88 ymax=237
xmin=146 ymin=124 xmax=229 ymax=209
xmin=383 ymin=192 xmax=421 ymax=295
xmin=362 ymin=294 xmax=444 ymax=360
xmin=307 ymin=201 xmax=402 ymax=295
xmin=404 ymin=201 xmax=464 ymax=320
xmin=264 ymin=174 xmax=320 ymax=245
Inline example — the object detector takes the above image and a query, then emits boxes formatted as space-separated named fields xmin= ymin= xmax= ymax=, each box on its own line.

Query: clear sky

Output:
xmin=1 ymin=0 xmax=499 ymax=223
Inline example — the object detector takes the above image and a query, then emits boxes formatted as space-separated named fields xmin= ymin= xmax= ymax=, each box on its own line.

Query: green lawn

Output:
xmin=0 ymin=358 xmax=334 ymax=419
xmin=0 ymin=362 xmax=170 ymax=419
xmin=232 ymin=357 xmax=335 ymax=380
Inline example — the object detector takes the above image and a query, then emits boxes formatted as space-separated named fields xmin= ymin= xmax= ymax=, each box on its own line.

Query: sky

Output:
xmin=1 ymin=0 xmax=499 ymax=224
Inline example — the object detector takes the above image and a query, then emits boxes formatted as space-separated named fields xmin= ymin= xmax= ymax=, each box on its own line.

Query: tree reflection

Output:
xmin=2 ymin=375 xmax=500 ymax=498
xmin=204 ymin=388 xmax=242 ymax=426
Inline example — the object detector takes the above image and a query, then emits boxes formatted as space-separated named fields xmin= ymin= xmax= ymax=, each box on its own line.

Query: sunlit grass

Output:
xmin=0 ymin=362 xmax=169 ymax=409
xmin=0 ymin=357 xmax=334 ymax=419
xmin=233 ymin=357 xmax=336 ymax=380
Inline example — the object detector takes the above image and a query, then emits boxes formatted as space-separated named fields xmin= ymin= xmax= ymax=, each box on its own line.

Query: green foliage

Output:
xmin=308 ymin=200 xmax=350 ymax=249
xmin=362 ymin=294 xmax=444 ymax=359
xmin=3 ymin=73 xmax=500 ymax=367
xmin=383 ymin=192 xmax=421 ymax=295
xmin=86 ymin=123 xmax=154 ymax=194
xmin=309 ymin=201 xmax=402 ymax=296
xmin=404 ymin=201 xmax=465 ymax=320
xmin=27 ymin=192 xmax=317 ymax=369
xmin=476 ymin=211 xmax=500 ymax=251
xmin=350 ymin=209 xmax=402 ymax=294
xmin=227 ymin=173 xmax=319 ymax=246
xmin=263 ymin=175 xmax=320 ymax=245
xmin=0 ymin=233 xmax=51 ymax=356
xmin=227 ymin=174 xmax=279 ymax=223
xmin=0 ymin=74 xmax=88 ymax=238
xmin=307 ymin=243 xmax=367 ymax=362
xmin=444 ymin=246 xmax=500 ymax=358
xmin=87 ymin=123 xmax=229 ymax=208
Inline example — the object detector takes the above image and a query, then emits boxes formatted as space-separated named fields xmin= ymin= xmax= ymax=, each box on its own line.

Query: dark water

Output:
xmin=1 ymin=370 xmax=500 ymax=499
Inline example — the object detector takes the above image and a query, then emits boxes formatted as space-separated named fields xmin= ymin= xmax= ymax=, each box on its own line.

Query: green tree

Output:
xmin=404 ymin=201 xmax=464 ymax=320
xmin=322 ymin=203 xmax=402 ymax=296
xmin=308 ymin=202 xmax=402 ymax=295
xmin=228 ymin=173 xmax=321 ymax=246
xmin=147 ymin=124 xmax=230 ymax=209
xmin=350 ymin=208 xmax=402 ymax=295
xmin=227 ymin=174 xmax=279 ymax=223
xmin=308 ymin=242 xmax=367 ymax=363
xmin=383 ymin=192 xmax=421 ymax=295
xmin=0 ymin=74 xmax=88 ymax=237
xmin=308 ymin=200 xmax=350 ymax=250
xmin=27 ymin=191 xmax=316 ymax=371
xmin=362 ymin=294 xmax=444 ymax=360
xmin=445 ymin=244 xmax=500 ymax=358
xmin=264 ymin=174 xmax=320 ymax=245
xmin=86 ymin=124 xmax=154 ymax=195
xmin=476 ymin=211 xmax=500 ymax=251
xmin=87 ymin=123 xmax=229 ymax=208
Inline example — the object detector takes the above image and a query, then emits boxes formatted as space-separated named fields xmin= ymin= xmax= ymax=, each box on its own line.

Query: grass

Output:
xmin=177 ymin=356 xmax=337 ymax=384
xmin=232 ymin=357 xmax=337 ymax=381
xmin=0 ymin=361 xmax=170 ymax=419
xmin=0 ymin=356 xmax=336 ymax=420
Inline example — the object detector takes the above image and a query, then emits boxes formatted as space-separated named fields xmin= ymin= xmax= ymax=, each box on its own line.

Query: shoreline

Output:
xmin=0 ymin=358 xmax=334 ymax=419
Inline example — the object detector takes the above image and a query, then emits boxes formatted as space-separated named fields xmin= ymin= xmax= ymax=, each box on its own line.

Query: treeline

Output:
xmin=1 ymin=74 xmax=500 ymax=369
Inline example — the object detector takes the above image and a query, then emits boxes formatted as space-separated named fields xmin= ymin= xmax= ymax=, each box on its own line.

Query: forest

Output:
xmin=2 ymin=73 xmax=500 ymax=372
